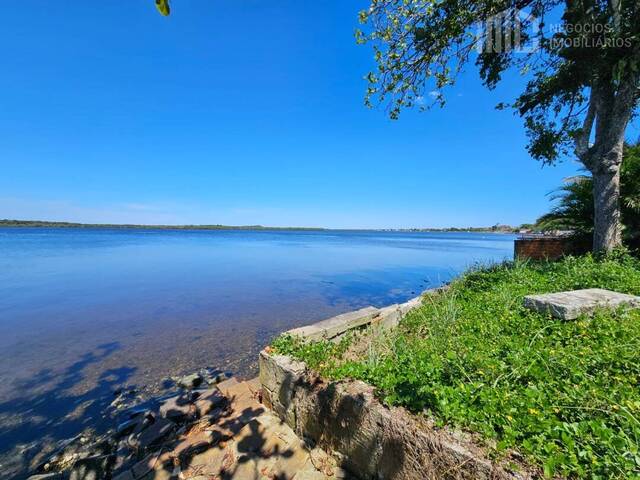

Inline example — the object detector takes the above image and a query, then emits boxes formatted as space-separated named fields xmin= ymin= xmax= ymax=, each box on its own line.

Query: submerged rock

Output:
xmin=177 ymin=373 xmax=203 ymax=389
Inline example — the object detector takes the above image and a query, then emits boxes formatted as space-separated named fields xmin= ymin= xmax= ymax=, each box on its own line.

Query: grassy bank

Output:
xmin=272 ymin=253 xmax=640 ymax=478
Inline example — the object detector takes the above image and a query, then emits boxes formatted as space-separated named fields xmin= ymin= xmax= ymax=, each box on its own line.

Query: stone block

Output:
xmin=259 ymin=352 xmax=305 ymax=429
xmin=371 ymin=304 xmax=402 ymax=332
xmin=285 ymin=292 xmax=429 ymax=344
xmin=524 ymin=288 xmax=640 ymax=320
xmin=286 ymin=306 xmax=379 ymax=341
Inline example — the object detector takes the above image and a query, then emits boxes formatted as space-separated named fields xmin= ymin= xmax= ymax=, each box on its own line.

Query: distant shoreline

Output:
xmin=0 ymin=219 xmax=519 ymax=233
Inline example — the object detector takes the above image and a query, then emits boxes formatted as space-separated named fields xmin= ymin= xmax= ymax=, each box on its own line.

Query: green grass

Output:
xmin=271 ymin=253 xmax=640 ymax=479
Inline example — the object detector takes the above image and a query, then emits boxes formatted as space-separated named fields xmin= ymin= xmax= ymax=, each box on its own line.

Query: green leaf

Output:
xmin=155 ymin=0 xmax=170 ymax=16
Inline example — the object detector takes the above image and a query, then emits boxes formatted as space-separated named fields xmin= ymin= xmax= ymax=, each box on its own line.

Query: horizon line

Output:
xmin=0 ymin=218 xmax=522 ymax=232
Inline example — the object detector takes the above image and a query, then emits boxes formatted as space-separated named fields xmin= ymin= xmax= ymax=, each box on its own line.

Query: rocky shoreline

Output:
xmin=23 ymin=368 xmax=234 ymax=480
xmin=10 ymin=292 xmax=435 ymax=480
xmin=21 ymin=364 xmax=344 ymax=480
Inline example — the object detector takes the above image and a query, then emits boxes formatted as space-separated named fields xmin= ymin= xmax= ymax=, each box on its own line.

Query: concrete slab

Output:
xmin=285 ymin=290 xmax=432 ymax=342
xmin=286 ymin=307 xmax=379 ymax=341
xmin=523 ymin=288 xmax=640 ymax=320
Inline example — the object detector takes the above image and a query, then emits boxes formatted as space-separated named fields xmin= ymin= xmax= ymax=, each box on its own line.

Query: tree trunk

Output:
xmin=575 ymin=74 xmax=637 ymax=254
xmin=592 ymin=165 xmax=622 ymax=252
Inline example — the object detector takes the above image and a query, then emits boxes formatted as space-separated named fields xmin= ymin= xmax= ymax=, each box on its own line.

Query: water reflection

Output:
xmin=0 ymin=227 xmax=514 ymax=472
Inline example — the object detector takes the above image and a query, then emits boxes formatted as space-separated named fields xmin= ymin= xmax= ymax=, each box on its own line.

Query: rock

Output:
xmin=112 ymin=470 xmax=135 ymax=480
xmin=68 ymin=454 xmax=113 ymax=480
xmin=215 ymin=377 xmax=240 ymax=396
xmin=188 ymin=390 xmax=202 ymax=402
xmin=131 ymin=452 xmax=172 ymax=479
xmin=172 ymin=431 xmax=213 ymax=460
xmin=123 ymin=407 xmax=152 ymax=419
xmin=27 ymin=474 xmax=67 ymax=480
xmin=135 ymin=417 xmax=175 ymax=450
xmin=37 ymin=434 xmax=113 ymax=476
xmin=291 ymin=458 xmax=329 ymax=480
xmin=158 ymin=394 xmax=195 ymax=421
xmin=37 ymin=435 xmax=82 ymax=471
xmin=177 ymin=373 xmax=203 ymax=389
xmin=524 ymin=288 xmax=640 ymax=320
xmin=230 ymin=419 xmax=309 ymax=479
xmin=182 ymin=447 xmax=227 ymax=478
xmin=198 ymin=407 xmax=224 ymax=426
xmin=193 ymin=388 xmax=226 ymax=417
xmin=130 ymin=412 xmax=156 ymax=436
xmin=115 ymin=419 xmax=141 ymax=438
xmin=160 ymin=377 xmax=175 ymax=389
xmin=111 ymin=442 xmax=136 ymax=475
xmin=198 ymin=368 xmax=231 ymax=385
xmin=334 ymin=467 xmax=350 ymax=479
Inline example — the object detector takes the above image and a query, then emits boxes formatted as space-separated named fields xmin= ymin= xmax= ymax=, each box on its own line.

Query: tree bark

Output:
xmin=576 ymin=75 xmax=637 ymax=253
xmin=592 ymin=164 xmax=622 ymax=252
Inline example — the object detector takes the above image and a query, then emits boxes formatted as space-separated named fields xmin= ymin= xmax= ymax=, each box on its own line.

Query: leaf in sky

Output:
xmin=155 ymin=0 xmax=170 ymax=16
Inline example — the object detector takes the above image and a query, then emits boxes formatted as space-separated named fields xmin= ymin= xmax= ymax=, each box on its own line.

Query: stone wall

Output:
xmin=260 ymin=294 xmax=531 ymax=479
xmin=259 ymin=353 xmax=529 ymax=480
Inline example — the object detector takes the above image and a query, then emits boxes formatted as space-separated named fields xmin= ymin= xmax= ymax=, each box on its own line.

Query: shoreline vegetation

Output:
xmin=272 ymin=253 xmax=640 ymax=478
xmin=0 ymin=219 xmax=519 ymax=233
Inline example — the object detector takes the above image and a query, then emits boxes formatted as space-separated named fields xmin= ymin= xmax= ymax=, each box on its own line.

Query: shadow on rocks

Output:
xmin=0 ymin=342 xmax=138 ymax=479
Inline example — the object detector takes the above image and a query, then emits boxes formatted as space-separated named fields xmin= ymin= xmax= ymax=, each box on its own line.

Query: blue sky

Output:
xmin=2 ymin=1 xmax=632 ymax=229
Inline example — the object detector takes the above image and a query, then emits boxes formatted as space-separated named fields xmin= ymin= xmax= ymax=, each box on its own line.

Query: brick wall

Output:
xmin=514 ymin=237 xmax=573 ymax=260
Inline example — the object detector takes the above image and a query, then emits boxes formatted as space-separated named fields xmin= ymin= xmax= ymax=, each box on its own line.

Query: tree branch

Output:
xmin=575 ymin=88 xmax=597 ymax=162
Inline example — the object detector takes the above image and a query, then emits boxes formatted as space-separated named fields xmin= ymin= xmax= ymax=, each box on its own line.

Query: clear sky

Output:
xmin=2 ymin=1 xmax=632 ymax=229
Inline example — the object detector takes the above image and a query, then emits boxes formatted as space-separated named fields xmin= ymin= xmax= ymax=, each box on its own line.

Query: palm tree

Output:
xmin=536 ymin=144 xmax=640 ymax=250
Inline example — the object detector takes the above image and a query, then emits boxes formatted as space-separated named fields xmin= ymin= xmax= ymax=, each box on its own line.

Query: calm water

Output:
xmin=0 ymin=227 xmax=514 ymax=474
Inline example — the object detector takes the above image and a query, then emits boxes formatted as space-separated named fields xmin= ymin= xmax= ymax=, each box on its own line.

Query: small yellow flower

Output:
xmin=612 ymin=405 xmax=620 ymax=411
xmin=528 ymin=408 xmax=539 ymax=415
xmin=506 ymin=415 xmax=513 ymax=421
xmin=553 ymin=408 xmax=560 ymax=414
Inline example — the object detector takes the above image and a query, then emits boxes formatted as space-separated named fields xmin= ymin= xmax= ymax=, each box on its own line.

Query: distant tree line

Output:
xmin=0 ymin=220 xmax=325 ymax=231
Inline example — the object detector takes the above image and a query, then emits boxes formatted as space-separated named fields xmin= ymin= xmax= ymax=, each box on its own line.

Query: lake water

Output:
xmin=0 ymin=227 xmax=514 ymax=475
